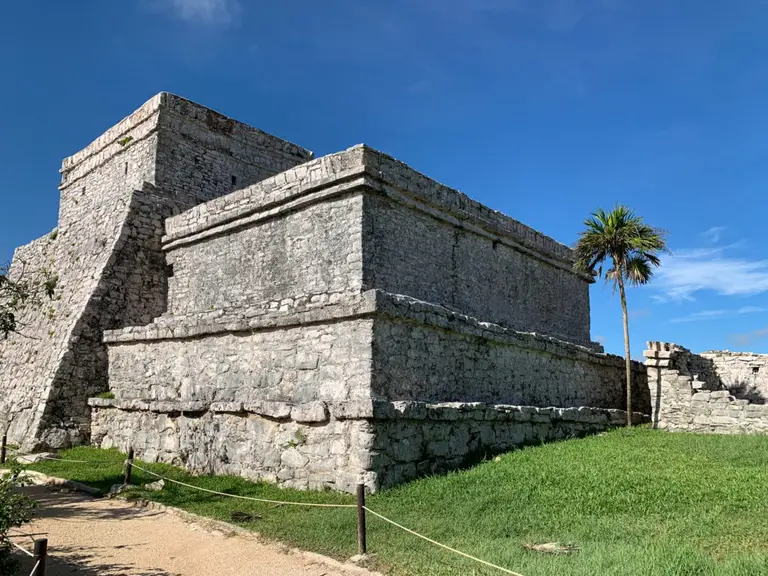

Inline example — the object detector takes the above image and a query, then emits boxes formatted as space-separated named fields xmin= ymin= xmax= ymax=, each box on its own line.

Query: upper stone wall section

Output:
xmin=1 ymin=92 xmax=315 ymax=451
xmin=60 ymin=92 xmax=313 ymax=199
xmin=161 ymin=145 xmax=594 ymax=344
xmin=163 ymin=146 xmax=582 ymax=273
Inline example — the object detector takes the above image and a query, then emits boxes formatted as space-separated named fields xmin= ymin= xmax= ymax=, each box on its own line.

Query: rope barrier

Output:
xmin=20 ymin=454 xmax=529 ymax=575
xmin=362 ymin=506 xmax=525 ymax=576
xmin=40 ymin=456 xmax=90 ymax=463
xmin=131 ymin=463 xmax=525 ymax=574
xmin=9 ymin=539 xmax=34 ymax=557
xmin=27 ymin=559 xmax=40 ymax=576
xmin=8 ymin=531 xmax=47 ymax=543
xmin=129 ymin=463 xmax=357 ymax=509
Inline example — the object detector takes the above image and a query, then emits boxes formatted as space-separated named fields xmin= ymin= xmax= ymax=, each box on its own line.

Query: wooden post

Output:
xmin=356 ymin=483 xmax=367 ymax=555
xmin=33 ymin=538 xmax=47 ymax=576
xmin=1 ymin=434 xmax=6 ymax=464
xmin=123 ymin=447 xmax=134 ymax=485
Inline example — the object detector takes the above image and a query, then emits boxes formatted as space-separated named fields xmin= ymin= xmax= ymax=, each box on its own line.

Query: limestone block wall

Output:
xmin=0 ymin=186 xmax=168 ymax=449
xmin=106 ymin=317 xmax=374 ymax=407
xmin=89 ymin=401 xmax=377 ymax=492
xmin=645 ymin=342 xmax=768 ymax=433
xmin=362 ymin=193 xmax=591 ymax=345
xmin=368 ymin=402 xmax=645 ymax=489
xmin=89 ymin=139 xmax=649 ymax=491
xmin=89 ymin=396 xmax=642 ymax=492
xmin=699 ymin=351 xmax=768 ymax=403
xmin=162 ymin=144 xmax=597 ymax=347
xmin=0 ymin=93 xmax=313 ymax=450
xmin=155 ymin=93 xmax=312 ymax=203
xmin=165 ymin=195 xmax=364 ymax=315
xmin=371 ymin=292 xmax=648 ymax=410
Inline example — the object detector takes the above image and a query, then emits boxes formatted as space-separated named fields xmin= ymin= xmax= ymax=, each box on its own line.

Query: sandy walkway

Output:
xmin=12 ymin=486 xmax=375 ymax=576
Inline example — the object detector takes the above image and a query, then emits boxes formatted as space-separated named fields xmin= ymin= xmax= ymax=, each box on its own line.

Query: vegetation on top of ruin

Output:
xmin=24 ymin=428 xmax=768 ymax=576
xmin=574 ymin=206 xmax=668 ymax=426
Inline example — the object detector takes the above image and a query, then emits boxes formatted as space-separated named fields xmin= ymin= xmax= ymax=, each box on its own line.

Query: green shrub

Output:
xmin=96 ymin=391 xmax=115 ymax=399
xmin=0 ymin=467 xmax=37 ymax=575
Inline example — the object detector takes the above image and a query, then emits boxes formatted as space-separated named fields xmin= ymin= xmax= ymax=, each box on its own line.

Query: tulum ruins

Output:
xmin=1 ymin=93 xmax=765 ymax=492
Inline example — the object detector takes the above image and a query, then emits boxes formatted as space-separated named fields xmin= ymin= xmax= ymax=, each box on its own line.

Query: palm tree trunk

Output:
xmin=618 ymin=275 xmax=632 ymax=426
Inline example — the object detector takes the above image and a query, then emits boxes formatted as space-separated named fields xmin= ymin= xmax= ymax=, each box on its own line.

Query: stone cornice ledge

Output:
xmin=103 ymin=290 xmax=638 ymax=373
xmin=103 ymin=291 xmax=378 ymax=343
xmin=88 ymin=398 xmax=649 ymax=424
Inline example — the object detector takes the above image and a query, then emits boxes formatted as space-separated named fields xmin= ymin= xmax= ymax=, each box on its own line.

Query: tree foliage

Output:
xmin=0 ymin=467 xmax=37 ymax=575
xmin=574 ymin=205 xmax=667 ymax=424
xmin=0 ymin=261 xmax=57 ymax=339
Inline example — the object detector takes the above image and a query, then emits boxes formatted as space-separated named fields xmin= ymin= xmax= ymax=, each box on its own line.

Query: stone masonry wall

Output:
xmin=90 ymin=398 xmax=642 ymax=492
xmin=162 ymin=144 xmax=597 ymax=348
xmin=89 ymin=134 xmax=649 ymax=491
xmin=362 ymin=193 xmax=592 ymax=345
xmin=371 ymin=293 xmax=648 ymax=411
xmin=0 ymin=93 xmax=313 ymax=450
xmin=165 ymin=194 xmax=363 ymax=315
xmin=105 ymin=318 xmax=374 ymax=407
xmin=95 ymin=288 xmax=648 ymax=491
xmin=699 ymin=351 xmax=768 ymax=403
xmin=645 ymin=342 xmax=768 ymax=434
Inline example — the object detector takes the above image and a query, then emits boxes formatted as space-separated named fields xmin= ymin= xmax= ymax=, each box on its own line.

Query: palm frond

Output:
xmin=573 ymin=204 xmax=667 ymax=287
xmin=625 ymin=256 xmax=653 ymax=286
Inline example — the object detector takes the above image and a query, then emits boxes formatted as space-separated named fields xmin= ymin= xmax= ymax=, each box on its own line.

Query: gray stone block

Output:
xmin=291 ymin=401 xmax=329 ymax=423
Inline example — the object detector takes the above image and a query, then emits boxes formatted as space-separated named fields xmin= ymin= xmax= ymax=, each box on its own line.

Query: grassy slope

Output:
xmin=23 ymin=428 xmax=768 ymax=576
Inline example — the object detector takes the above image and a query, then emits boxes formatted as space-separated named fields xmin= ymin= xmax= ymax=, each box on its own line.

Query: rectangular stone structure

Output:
xmin=0 ymin=93 xmax=312 ymax=450
xmin=2 ymin=93 xmax=649 ymax=490
xmin=94 ymin=136 xmax=648 ymax=491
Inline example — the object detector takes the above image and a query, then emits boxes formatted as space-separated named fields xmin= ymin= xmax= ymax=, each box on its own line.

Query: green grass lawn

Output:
xmin=21 ymin=428 xmax=768 ymax=576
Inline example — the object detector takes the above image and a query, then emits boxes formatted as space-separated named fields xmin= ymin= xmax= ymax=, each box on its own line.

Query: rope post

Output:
xmin=33 ymin=538 xmax=47 ymax=576
xmin=1 ymin=433 xmax=6 ymax=464
xmin=123 ymin=447 xmax=134 ymax=485
xmin=356 ymin=483 xmax=367 ymax=555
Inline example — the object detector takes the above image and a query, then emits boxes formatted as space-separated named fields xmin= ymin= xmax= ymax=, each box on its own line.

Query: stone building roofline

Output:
xmin=700 ymin=350 xmax=768 ymax=357
xmin=163 ymin=143 xmax=588 ymax=280
xmin=59 ymin=92 xmax=314 ymax=184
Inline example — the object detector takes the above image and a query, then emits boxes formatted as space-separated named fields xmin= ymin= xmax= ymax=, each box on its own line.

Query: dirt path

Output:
xmin=13 ymin=486 xmax=376 ymax=576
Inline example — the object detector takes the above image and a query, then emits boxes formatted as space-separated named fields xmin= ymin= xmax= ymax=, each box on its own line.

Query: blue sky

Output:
xmin=2 ymin=0 xmax=768 ymax=357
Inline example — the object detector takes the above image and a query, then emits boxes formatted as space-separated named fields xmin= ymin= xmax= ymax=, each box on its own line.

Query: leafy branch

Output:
xmin=0 ymin=260 xmax=58 ymax=339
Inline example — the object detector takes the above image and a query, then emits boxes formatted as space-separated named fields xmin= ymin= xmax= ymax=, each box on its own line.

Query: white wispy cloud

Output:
xmin=653 ymin=244 xmax=768 ymax=302
xmin=670 ymin=306 xmax=768 ymax=323
xmin=161 ymin=0 xmax=239 ymax=24
xmin=701 ymin=226 xmax=726 ymax=243
xmin=729 ymin=326 xmax=768 ymax=347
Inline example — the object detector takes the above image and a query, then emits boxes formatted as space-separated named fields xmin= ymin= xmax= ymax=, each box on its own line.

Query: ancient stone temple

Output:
xmin=1 ymin=93 xmax=648 ymax=492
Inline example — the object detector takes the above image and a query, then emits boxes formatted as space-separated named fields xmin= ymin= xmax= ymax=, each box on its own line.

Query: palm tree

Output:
xmin=574 ymin=206 xmax=667 ymax=426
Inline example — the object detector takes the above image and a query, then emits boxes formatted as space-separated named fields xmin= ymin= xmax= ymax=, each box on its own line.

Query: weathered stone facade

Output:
xmin=699 ymin=351 xmax=768 ymax=403
xmin=89 ymin=398 xmax=644 ymax=492
xmin=645 ymin=342 xmax=768 ymax=434
xmin=3 ymin=93 xmax=649 ymax=491
xmin=0 ymin=93 xmax=312 ymax=450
